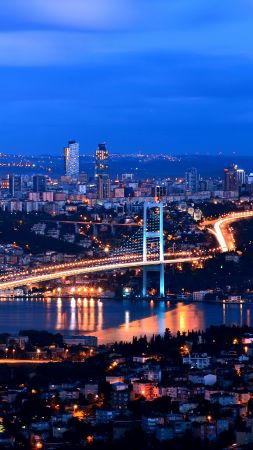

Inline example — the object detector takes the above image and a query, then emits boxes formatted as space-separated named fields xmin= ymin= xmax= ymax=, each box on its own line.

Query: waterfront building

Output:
xmin=63 ymin=335 xmax=97 ymax=347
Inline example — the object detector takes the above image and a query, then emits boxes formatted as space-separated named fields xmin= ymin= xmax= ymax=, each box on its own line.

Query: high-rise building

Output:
xmin=236 ymin=168 xmax=246 ymax=187
xmin=185 ymin=167 xmax=198 ymax=193
xmin=224 ymin=165 xmax=238 ymax=191
xmin=9 ymin=175 xmax=23 ymax=197
xmin=151 ymin=185 xmax=167 ymax=200
xmin=64 ymin=140 xmax=79 ymax=178
xmin=32 ymin=175 xmax=46 ymax=192
xmin=95 ymin=143 xmax=110 ymax=199
xmin=247 ymin=173 xmax=253 ymax=184
xmin=79 ymin=172 xmax=88 ymax=183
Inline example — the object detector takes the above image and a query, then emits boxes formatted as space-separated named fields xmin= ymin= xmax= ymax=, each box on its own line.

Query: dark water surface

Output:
xmin=0 ymin=297 xmax=251 ymax=344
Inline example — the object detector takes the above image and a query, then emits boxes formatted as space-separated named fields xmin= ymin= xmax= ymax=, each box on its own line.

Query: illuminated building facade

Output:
xmin=95 ymin=143 xmax=110 ymax=199
xmin=1 ymin=177 xmax=9 ymax=190
xmin=64 ymin=140 xmax=79 ymax=178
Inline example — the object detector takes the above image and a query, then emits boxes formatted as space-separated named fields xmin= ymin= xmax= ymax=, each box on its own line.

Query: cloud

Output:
xmin=2 ymin=0 xmax=253 ymax=32
xmin=0 ymin=0 xmax=136 ymax=31
xmin=0 ymin=22 xmax=252 ymax=68
xmin=1 ymin=0 xmax=253 ymax=153
xmin=0 ymin=0 xmax=252 ymax=67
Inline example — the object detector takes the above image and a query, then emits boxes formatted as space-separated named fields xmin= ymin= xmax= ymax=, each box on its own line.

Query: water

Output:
xmin=0 ymin=297 xmax=251 ymax=344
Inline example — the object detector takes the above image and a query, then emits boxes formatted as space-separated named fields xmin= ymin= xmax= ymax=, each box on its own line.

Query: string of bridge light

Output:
xmin=111 ymin=211 xmax=161 ymax=258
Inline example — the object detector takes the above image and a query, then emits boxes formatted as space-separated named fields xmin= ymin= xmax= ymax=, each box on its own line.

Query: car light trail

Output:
xmin=212 ymin=211 xmax=253 ymax=252
xmin=0 ymin=256 xmax=205 ymax=290
xmin=4 ymin=209 xmax=253 ymax=290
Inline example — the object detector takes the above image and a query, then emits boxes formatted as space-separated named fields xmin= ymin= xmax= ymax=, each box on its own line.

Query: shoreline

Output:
xmin=0 ymin=294 xmax=251 ymax=305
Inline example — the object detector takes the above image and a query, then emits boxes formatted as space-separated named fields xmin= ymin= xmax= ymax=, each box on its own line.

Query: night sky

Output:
xmin=1 ymin=0 xmax=253 ymax=155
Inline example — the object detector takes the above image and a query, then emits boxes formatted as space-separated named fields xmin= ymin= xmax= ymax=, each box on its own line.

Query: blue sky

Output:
xmin=1 ymin=0 xmax=253 ymax=155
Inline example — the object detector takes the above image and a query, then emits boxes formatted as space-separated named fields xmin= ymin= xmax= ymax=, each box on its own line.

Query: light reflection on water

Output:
xmin=0 ymin=297 xmax=252 ymax=344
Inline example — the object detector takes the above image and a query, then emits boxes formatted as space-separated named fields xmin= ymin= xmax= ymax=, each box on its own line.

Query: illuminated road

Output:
xmin=2 ymin=210 xmax=252 ymax=290
xmin=0 ymin=256 xmax=204 ymax=290
xmin=207 ymin=211 xmax=253 ymax=252
xmin=0 ymin=359 xmax=53 ymax=364
xmin=47 ymin=220 xmax=142 ymax=227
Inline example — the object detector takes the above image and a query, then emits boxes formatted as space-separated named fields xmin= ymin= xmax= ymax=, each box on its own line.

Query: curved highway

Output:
xmin=210 ymin=210 xmax=253 ymax=252
xmin=1 ymin=210 xmax=252 ymax=290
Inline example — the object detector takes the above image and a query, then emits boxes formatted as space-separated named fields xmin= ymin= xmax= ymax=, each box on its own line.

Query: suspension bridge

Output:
xmin=0 ymin=202 xmax=204 ymax=296
xmin=0 ymin=204 xmax=252 ymax=295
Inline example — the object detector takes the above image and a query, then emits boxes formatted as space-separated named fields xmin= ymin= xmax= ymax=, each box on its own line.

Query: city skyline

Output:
xmin=1 ymin=1 xmax=253 ymax=154
xmin=1 ymin=4 xmax=253 ymax=447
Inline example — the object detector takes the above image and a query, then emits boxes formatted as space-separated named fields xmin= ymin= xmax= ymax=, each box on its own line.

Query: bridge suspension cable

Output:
xmin=110 ymin=207 xmax=162 ymax=260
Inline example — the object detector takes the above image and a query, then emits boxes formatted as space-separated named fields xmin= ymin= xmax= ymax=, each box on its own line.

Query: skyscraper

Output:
xmin=9 ymin=175 xmax=23 ymax=197
xmin=152 ymin=185 xmax=167 ymax=200
xmin=224 ymin=165 xmax=238 ymax=191
xmin=64 ymin=140 xmax=79 ymax=178
xmin=95 ymin=143 xmax=110 ymax=199
xmin=236 ymin=168 xmax=246 ymax=187
xmin=247 ymin=173 xmax=253 ymax=184
xmin=33 ymin=175 xmax=46 ymax=192
xmin=185 ymin=167 xmax=198 ymax=193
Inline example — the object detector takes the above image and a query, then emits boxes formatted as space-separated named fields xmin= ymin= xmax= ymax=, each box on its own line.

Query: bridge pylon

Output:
xmin=142 ymin=202 xmax=165 ymax=297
